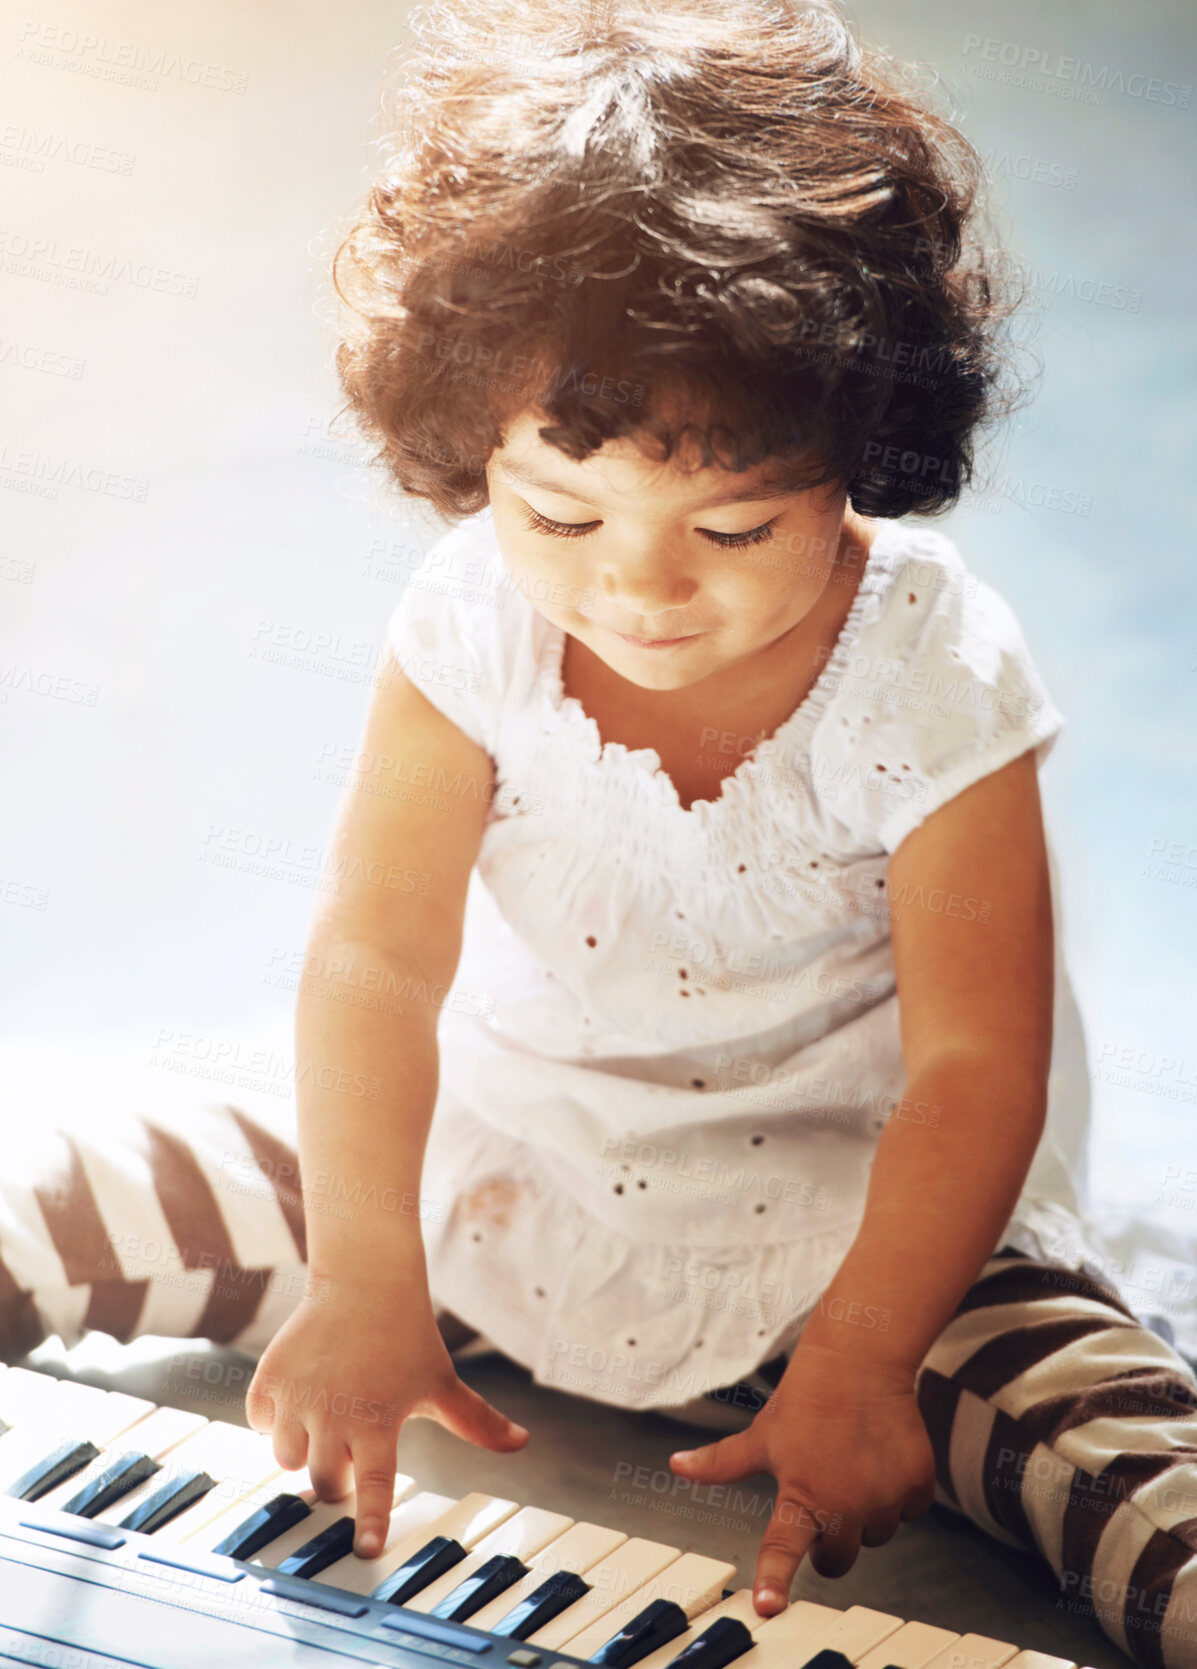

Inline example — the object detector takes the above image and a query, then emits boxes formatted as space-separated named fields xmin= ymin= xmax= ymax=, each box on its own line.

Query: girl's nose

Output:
xmin=598 ymin=560 xmax=697 ymax=617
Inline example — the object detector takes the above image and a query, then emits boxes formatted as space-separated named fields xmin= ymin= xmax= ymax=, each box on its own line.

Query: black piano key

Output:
xmin=665 ymin=1615 xmax=756 ymax=1667
xmin=275 ymin=1514 xmax=356 ymax=1579
xmin=210 ymin=1492 xmax=312 ymax=1559
xmin=61 ymin=1452 xmax=161 ymax=1518
xmin=118 ymin=1470 xmax=216 ymax=1534
xmin=588 ymin=1597 xmax=690 ymax=1666
xmin=370 ymin=1535 xmax=468 ymax=1604
xmin=490 ymin=1568 xmax=592 ymax=1639
xmin=429 ymin=1552 xmax=530 ymax=1622
xmin=800 ymin=1654 xmax=856 ymax=1669
xmin=6 ymin=1440 xmax=101 ymax=1502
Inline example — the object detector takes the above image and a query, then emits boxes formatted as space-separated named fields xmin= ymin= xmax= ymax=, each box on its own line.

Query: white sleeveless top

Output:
xmin=387 ymin=509 xmax=1104 ymax=1409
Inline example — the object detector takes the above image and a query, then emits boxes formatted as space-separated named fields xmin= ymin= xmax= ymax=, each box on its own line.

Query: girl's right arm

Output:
xmin=246 ymin=650 xmax=527 ymax=1559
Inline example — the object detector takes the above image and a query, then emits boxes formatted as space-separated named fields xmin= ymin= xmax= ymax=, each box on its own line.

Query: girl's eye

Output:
xmin=521 ymin=506 xmax=598 ymax=540
xmin=521 ymin=504 xmax=780 ymax=549
xmin=700 ymin=519 xmax=779 ymax=549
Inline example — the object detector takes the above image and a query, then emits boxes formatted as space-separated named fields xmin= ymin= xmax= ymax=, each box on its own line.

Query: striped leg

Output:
xmin=0 ymin=1099 xmax=488 ymax=1366
xmin=0 ymin=1101 xmax=308 ymax=1359
xmin=917 ymin=1249 xmax=1197 ymax=1669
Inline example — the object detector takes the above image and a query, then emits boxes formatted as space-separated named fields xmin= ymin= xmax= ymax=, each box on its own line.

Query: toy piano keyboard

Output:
xmin=0 ymin=1365 xmax=1097 ymax=1669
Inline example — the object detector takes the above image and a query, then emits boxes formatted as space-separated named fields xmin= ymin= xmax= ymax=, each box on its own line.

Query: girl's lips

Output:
xmin=614 ymin=631 xmax=701 ymax=648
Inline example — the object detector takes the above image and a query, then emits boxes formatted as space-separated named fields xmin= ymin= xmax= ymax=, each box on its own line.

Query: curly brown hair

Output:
xmin=332 ymin=0 xmax=1028 ymax=522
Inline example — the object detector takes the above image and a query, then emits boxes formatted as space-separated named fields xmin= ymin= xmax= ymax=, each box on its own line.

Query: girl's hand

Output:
xmin=246 ymin=1273 xmax=528 ymax=1558
xmin=669 ymin=1342 xmax=935 ymax=1615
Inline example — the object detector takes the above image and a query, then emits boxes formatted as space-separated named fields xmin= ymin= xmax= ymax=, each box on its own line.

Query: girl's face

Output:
xmin=486 ymin=409 xmax=865 ymax=695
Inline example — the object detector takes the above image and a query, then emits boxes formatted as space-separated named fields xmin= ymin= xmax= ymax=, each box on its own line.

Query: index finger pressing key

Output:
xmin=353 ymin=1439 xmax=406 ymax=1557
xmin=753 ymin=1496 xmax=822 ymax=1615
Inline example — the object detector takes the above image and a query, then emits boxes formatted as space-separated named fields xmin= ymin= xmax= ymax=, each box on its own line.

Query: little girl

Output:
xmin=3 ymin=2 xmax=1196 ymax=1664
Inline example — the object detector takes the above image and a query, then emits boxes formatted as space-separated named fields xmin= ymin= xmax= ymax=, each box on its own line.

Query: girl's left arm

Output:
xmin=799 ymin=742 xmax=1055 ymax=1368
xmin=671 ymin=745 xmax=1056 ymax=1608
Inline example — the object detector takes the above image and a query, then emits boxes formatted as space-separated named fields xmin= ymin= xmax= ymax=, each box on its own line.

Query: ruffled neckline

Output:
xmin=536 ymin=518 xmax=908 ymax=822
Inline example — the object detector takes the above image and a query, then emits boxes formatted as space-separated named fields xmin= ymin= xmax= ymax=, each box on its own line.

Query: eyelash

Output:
xmin=519 ymin=504 xmax=779 ymax=549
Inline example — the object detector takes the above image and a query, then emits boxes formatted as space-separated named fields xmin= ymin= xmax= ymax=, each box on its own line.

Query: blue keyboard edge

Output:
xmin=1 ymin=1497 xmax=598 ymax=1667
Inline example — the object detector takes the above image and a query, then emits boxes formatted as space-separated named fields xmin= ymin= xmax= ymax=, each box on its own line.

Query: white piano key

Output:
xmin=314 ymin=1487 xmax=456 ymax=1594
xmin=466 ymin=1519 xmax=628 ymax=1633
xmin=85 ymin=1404 xmax=208 ymax=1458
xmin=0 ymin=1376 xmax=78 ymax=1440
xmin=153 ymin=1426 xmax=316 ymax=1545
xmin=39 ymin=1384 xmax=156 ymax=1448
xmin=316 ymin=1488 xmax=517 ymax=1596
xmin=0 ymin=1398 xmax=170 ymax=1498
xmin=402 ymin=1504 xmax=573 ymax=1613
xmin=636 ymin=1588 xmax=762 ymax=1669
xmin=0 ymin=1431 xmax=97 ymax=1497
xmin=90 ymin=1419 xmax=276 ymax=1527
xmin=0 ymin=1382 xmax=158 ymax=1489
xmin=812 ymin=1605 xmax=906 ymax=1661
xmin=179 ymin=1464 xmax=317 ymax=1549
xmin=561 ymin=1550 xmax=738 ymax=1659
xmin=0 ymin=1367 xmax=68 ymax=1431
xmin=513 ymin=1518 xmax=628 ymax=1580
xmin=526 ymin=1536 xmax=683 ymax=1651
xmin=858 ymin=1621 xmax=963 ymax=1669
xmin=740 ymin=1598 xmax=843 ymax=1668
xmin=921 ymin=1634 xmax=1020 ymax=1669
xmin=408 ymin=1489 xmax=520 ymax=1550
xmin=0 ymin=1427 xmax=68 ymax=1495
xmin=236 ymin=1470 xmax=416 ymax=1571
xmin=33 ymin=1404 xmax=206 ymax=1513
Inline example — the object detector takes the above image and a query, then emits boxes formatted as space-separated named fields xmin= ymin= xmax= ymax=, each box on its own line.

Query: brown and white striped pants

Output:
xmin=1 ymin=1101 xmax=1195 ymax=1669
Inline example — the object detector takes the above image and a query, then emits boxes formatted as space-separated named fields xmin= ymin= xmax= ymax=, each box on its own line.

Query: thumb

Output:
xmin=670 ymin=1427 xmax=760 ymax=1486
xmin=431 ymin=1375 xmax=529 ymax=1453
xmin=245 ymin=1372 xmax=276 ymax=1435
